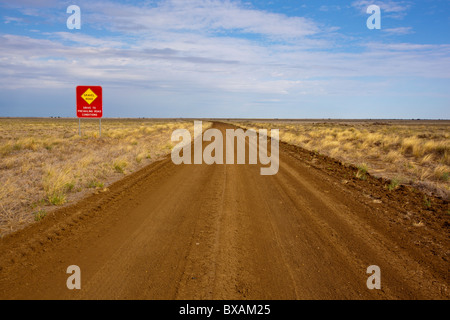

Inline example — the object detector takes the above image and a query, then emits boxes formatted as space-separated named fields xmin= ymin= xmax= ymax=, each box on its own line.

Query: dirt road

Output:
xmin=0 ymin=122 xmax=448 ymax=299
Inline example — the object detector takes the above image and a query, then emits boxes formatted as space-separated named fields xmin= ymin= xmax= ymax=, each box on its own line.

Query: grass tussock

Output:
xmin=356 ymin=163 xmax=369 ymax=180
xmin=113 ymin=159 xmax=128 ymax=174
xmin=42 ymin=166 xmax=73 ymax=205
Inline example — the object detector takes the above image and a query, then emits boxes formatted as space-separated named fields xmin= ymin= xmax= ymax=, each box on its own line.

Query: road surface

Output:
xmin=0 ymin=122 xmax=448 ymax=299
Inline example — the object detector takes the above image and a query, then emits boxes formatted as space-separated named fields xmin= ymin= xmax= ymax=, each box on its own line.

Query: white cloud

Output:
xmin=0 ymin=0 xmax=449 ymax=106
xmin=319 ymin=5 xmax=341 ymax=12
xmin=0 ymin=0 xmax=59 ymax=8
xmin=3 ymin=16 xmax=24 ymax=24
xmin=50 ymin=32 xmax=127 ymax=48
xmin=382 ymin=27 xmax=414 ymax=35
xmin=351 ymin=0 xmax=411 ymax=18
xmin=84 ymin=0 xmax=320 ymax=39
xmin=1 ymin=29 xmax=449 ymax=98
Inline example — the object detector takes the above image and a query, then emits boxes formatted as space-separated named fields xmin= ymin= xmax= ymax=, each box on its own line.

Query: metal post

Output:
xmin=79 ymin=118 xmax=81 ymax=137
xmin=99 ymin=118 xmax=101 ymax=138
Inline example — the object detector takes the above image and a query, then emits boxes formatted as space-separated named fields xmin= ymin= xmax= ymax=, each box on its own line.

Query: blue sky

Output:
xmin=0 ymin=0 xmax=449 ymax=118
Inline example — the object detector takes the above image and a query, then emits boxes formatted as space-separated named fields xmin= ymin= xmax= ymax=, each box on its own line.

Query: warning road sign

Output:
xmin=81 ymin=88 xmax=98 ymax=105
xmin=77 ymin=86 xmax=102 ymax=118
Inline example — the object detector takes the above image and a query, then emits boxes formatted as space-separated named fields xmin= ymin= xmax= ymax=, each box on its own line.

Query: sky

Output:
xmin=0 ymin=0 xmax=449 ymax=119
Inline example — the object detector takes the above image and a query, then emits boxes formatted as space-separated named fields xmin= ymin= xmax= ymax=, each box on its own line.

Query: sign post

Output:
xmin=76 ymin=86 xmax=103 ymax=137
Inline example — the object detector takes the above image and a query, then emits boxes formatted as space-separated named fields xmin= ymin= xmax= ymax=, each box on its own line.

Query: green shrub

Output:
xmin=386 ymin=178 xmax=400 ymax=191
xmin=34 ymin=209 xmax=47 ymax=221
xmin=355 ymin=163 xmax=368 ymax=180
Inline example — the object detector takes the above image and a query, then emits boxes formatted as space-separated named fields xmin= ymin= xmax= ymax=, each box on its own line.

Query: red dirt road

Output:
xmin=0 ymin=122 xmax=448 ymax=299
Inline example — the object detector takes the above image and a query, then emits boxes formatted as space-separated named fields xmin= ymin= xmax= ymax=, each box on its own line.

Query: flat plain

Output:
xmin=0 ymin=120 xmax=448 ymax=299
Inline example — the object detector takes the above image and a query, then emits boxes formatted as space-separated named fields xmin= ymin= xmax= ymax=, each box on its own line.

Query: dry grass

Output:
xmin=230 ymin=120 xmax=450 ymax=200
xmin=0 ymin=118 xmax=211 ymax=236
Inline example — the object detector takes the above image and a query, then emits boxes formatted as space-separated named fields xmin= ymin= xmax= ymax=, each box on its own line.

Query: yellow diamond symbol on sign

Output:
xmin=81 ymin=88 xmax=98 ymax=105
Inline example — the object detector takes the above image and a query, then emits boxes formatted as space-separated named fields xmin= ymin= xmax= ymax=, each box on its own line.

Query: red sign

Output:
xmin=76 ymin=86 xmax=103 ymax=118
